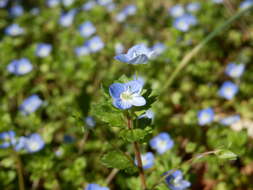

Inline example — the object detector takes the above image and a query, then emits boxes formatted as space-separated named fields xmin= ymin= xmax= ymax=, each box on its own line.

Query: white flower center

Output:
xmin=120 ymin=91 xmax=133 ymax=101
xmin=29 ymin=141 xmax=39 ymax=151
xmin=201 ymin=113 xmax=211 ymax=122
xmin=157 ymin=140 xmax=167 ymax=150
xmin=225 ymin=87 xmax=233 ymax=97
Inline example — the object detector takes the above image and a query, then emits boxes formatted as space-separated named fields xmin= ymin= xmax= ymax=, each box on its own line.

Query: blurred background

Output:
xmin=0 ymin=0 xmax=253 ymax=189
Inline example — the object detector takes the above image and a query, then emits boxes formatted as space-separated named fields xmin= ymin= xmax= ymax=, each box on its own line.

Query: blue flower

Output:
xmin=79 ymin=21 xmax=96 ymax=38
xmin=225 ymin=63 xmax=245 ymax=78
xmin=85 ymin=36 xmax=104 ymax=53
xmin=85 ymin=183 xmax=109 ymax=190
xmin=240 ymin=0 xmax=253 ymax=9
xmin=218 ymin=81 xmax=238 ymax=100
xmin=186 ymin=2 xmax=200 ymax=13
xmin=219 ymin=115 xmax=240 ymax=126
xmin=47 ymin=0 xmax=60 ymax=7
xmin=62 ymin=0 xmax=75 ymax=7
xmin=135 ymin=152 xmax=155 ymax=170
xmin=75 ymin=46 xmax=90 ymax=56
xmin=24 ymin=133 xmax=45 ymax=153
xmin=59 ymin=10 xmax=76 ymax=27
xmin=150 ymin=132 xmax=174 ymax=154
xmin=114 ymin=44 xmax=153 ymax=65
xmin=212 ymin=0 xmax=223 ymax=3
xmin=115 ymin=12 xmax=127 ymax=22
xmin=20 ymin=95 xmax=43 ymax=115
xmin=169 ymin=5 xmax=185 ymax=18
xmin=85 ymin=116 xmax=96 ymax=128
xmin=105 ymin=3 xmax=115 ymax=12
xmin=14 ymin=136 xmax=27 ymax=151
xmin=7 ymin=58 xmax=33 ymax=75
xmin=109 ymin=80 xmax=146 ymax=110
xmin=151 ymin=42 xmax=166 ymax=57
xmin=82 ymin=1 xmax=96 ymax=11
xmin=173 ymin=14 xmax=197 ymax=32
xmin=36 ymin=43 xmax=52 ymax=58
xmin=97 ymin=0 xmax=112 ymax=6
xmin=139 ymin=109 xmax=154 ymax=120
xmin=165 ymin=170 xmax=191 ymax=190
xmin=197 ymin=108 xmax=214 ymax=126
xmin=115 ymin=42 xmax=125 ymax=54
xmin=5 ymin=24 xmax=24 ymax=36
xmin=30 ymin=8 xmax=40 ymax=15
xmin=122 ymin=4 xmax=137 ymax=16
xmin=9 ymin=5 xmax=24 ymax=17
xmin=0 ymin=131 xmax=16 ymax=149
xmin=0 ymin=0 xmax=8 ymax=8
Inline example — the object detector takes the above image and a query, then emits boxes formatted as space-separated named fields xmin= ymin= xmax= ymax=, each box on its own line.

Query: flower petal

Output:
xmin=129 ymin=55 xmax=148 ymax=64
xmin=129 ymin=95 xmax=146 ymax=106
xmin=114 ymin=54 xmax=130 ymax=63
xmin=109 ymin=83 xmax=125 ymax=99
xmin=125 ymin=80 xmax=143 ymax=94
xmin=114 ymin=99 xmax=132 ymax=110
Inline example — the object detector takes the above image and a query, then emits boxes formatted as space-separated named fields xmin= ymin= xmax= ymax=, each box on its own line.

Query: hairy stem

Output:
xmin=162 ymin=5 xmax=253 ymax=95
xmin=13 ymin=150 xmax=25 ymax=190
xmin=127 ymin=116 xmax=147 ymax=190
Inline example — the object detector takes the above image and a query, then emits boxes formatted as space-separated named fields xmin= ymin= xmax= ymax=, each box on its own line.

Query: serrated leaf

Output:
xmin=101 ymin=151 xmax=133 ymax=170
xmin=215 ymin=149 xmax=237 ymax=160
xmin=119 ymin=127 xmax=152 ymax=142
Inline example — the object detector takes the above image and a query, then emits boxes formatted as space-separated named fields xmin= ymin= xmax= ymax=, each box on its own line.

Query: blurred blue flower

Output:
xmin=5 ymin=24 xmax=24 ymax=36
xmin=225 ymin=63 xmax=245 ymax=78
xmin=47 ymin=0 xmax=60 ymax=7
xmin=79 ymin=21 xmax=96 ymax=38
xmin=219 ymin=115 xmax=240 ymax=126
xmin=30 ymin=8 xmax=40 ymax=15
xmin=9 ymin=5 xmax=24 ymax=17
xmin=109 ymin=80 xmax=146 ymax=110
xmin=186 ymin=2 xmax=200 ymax=13
xmin=62 ymin=0 xmax=75 ymax=7
xmin=135 ymin=152 xmax=154 ymax=170
xmin=24 ymin=133 xmax=45 ymax=153
xmin=85 ymin=116 xmax=96 ymax=128
xmin=134 ymin=75 xmax=145 ymax=87
xmin=150 ymin=132 xmax=174 ymax=154
xmin=197 ymin=108 xmax=214 ymax=126
xmin=20 ymin=95 xmax=43 ymax=115
xmin=82 ymin=1 xmax=96 ymax=11
xmin=0 ymin=131 xmax=16 ymax=148
xmin=75 ymin=46 xmax=90 ymax=56
xmin=212 ymin=0 xmax=223 ymax=3
xmin=7 ymin=58 xmax=33 ymax=75
xmin=114 ymin=44 xmax=153 ymax=65
xmin=115 ymin=42 xmax=125 ymax=54
xmin=85 ymin=36 xmax=104 ymax=53
xmin=165 ymin=170 xmax=191 ymax=190
xmin=105 ymin=3 xmax=115 ymax=12
xmin=36 ymin=43 xmax=52 ymax=58
xmin=173 ymin=14 xmax=197 ymax=32
xmin=240 ymin=0 xmax=253 ymax=9
xmin=0 ymin=0 xmax=8 ymax=8
xmin=59 ymin=9 xmax=76 ymax=27
xmin=151 ymin=42 xmax=166 ymax=57
xmin=85 ymin=183 xmax=109 ymax=190
xmin=139 ymin=109 xmax=154 ymax=120
xmin=169 ymin=5 xmax=185 ymax=18
xmin=97 ymin=0 xmax=112 ymax=6
xmin=115 ymin=12 xmax=127 ymax=22
xmin=218 ymin=81 xmax=238 ymax=100
xmin=14 ymin=136 xmax=27 ymax=151
xmin=122 ymin=4 xmax=137 ymax=16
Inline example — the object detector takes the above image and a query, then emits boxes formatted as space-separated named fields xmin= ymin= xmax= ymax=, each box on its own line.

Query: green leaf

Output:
xmin=215 ymin=149 xmax=238 ymax=160
xmin=119 ymin=127 xmax=152 ymax=142
xmin=101 ymin=151 xmax=133 ymax=170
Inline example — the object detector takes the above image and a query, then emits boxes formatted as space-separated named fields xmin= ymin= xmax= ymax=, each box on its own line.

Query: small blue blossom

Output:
xmin=105 ymin=3 xmax=115 ymax=12
xmin=75 ymin=46 xmax=90 ymax=56
xmin=225 ymin=63 xmax=245 ymax=78
xmin=7 ymin=58 xmax=33 ymax=75
xmin=109 ymin=80 xmax=146 ymax=110
xmin=173 ymin=14 xmax=197 ymax=32
xmin=169 ymin=5 xmax=185 ymax=18
xmin=197 ymin=108 xmax=214 ymax=126
xmin=85 ymin=183 xmax=109 ymax=190
xmin=14 ymin=136 xmax=27 ymax=151
xmin=135 ymin=152 xmax=155 ymax=170
xmin=218 ymin=81 xmax=238 ymax=100
xmin=47 ymin=0 xmax=60 ymax=7
xmin=62 ymin=0 xmax=75 ymax=7
xmin=59 ymin=9 xmax=76 ymax=27
xmin=36 ymin=43 xmax=52 ymax=58
xmin=85 ymin=116 xmax=96 ymax=128
xmin=0 ymin=131 xmax=16 ymax=149
xmin=0 ymin=0 xmax=8 ymax=8
xmin=82 ymin=1 xmax=96 ymax=11
xmin=115 ymin=44 xmax=153 ymax=65
xmin=186 ymin=2 xmax=200 ymax=13
xmin=20 ymin=95 xmax=43 ymax=115
xmin=212 ymin=0 xmax=223 ymax=3
xmin=165 ymin=170 xmax=191 ymax=190
xmin=219 ymin=115 xmax=240 ymax=126
xmin=97 ymin=0 xmax=112 ymax=6
xmin=24 ymin=133 xmax=45 ymax=153
xmin=151 ymin=42 xmax=166 ymax=57
xmin=122 ymin=4 xmax=137 ymax=16
xmin=5 ymin=24 xmax=24 ymax=36
xmin=115 ymin=42 xmax=125 ymax=54
xmin=30 ymin=8 xmax=40 ymax=15
xmin=85 ymin=36 xmax=104 ymax=53
xmin=150 ymin=132 xmax=174 ymax=154
xmin=139 ymin=109 xmax=154 ymax=120
xmin=9 ymin=5 xmax=24 ymax=17
xmin=79 ymin=21 xmax=96 ymax=38
xmin=240 ymin=0 xmax=253 ymax=9
xmin=115 ymin=12 xmax=127 ymax=22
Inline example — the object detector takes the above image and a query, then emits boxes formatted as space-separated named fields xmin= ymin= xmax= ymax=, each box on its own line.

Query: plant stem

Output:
xmin=105 ymin=168 xmax=119 ymax=185
xmin=162 ymin=5 xmax=253 ymax=95
xmin=127 ymin=116 xmax=147 ymax=190
xmin=13 ymin=150 xmax=25 ymax=190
